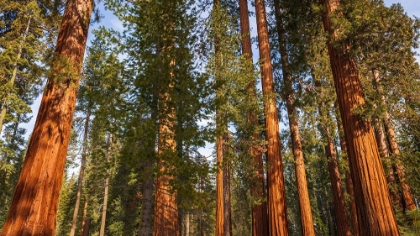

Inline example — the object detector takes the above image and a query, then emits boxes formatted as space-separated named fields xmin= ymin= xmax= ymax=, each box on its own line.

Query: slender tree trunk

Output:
xmin=99 ymin=133 xmax=113 ymax=236
xmin=0 ymin=0 xmax=93 ymax=235
xmin=81 ymin=219 xmax=91 ymax=236
xmin=273 ymin=2 xmax=315 ymax=235
xmin=371 ymin=107 xmax=403 ymax=210
xmin=320 ymin=0 xmax=399 ymax=234
xmin=324 ymin=138 xmax=351 ymax=236
xmin=0 ymin=17 xmax=31 ymax=134
xmin=255 ymin=0 xmax=289 ymax=235
xmin=215 ymin=130 xmax=225 ymax=236
xmin=238 ymin=1 xmax=268 ymax=235
xmin=223 ymin=139 xmax=232 ymax=236
xmin=79 ymin=197 xmax=88 ymax=236
xmin=372 ymin=69 xmax=417 ymax=212
xmin=335 ymin=106 xmax=359 ymax=236
xmin=70 ymin=107 xmax=91 ymax=236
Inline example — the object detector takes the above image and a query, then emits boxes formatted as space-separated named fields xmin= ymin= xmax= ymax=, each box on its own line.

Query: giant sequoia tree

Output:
xmin=320 ymin=0 xmax=399 ymax=234
xmin=0 ymin=0 xmax=93 ymax=235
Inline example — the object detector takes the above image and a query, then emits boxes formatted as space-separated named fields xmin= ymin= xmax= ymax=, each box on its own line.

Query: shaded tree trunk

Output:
xmin=335 ymin=106 xmax=359 ymax=236
xmin=0 ymin=0 xmax=93 ymax=235
xmin=320 ymin=0 xmax=399 ymax=234
xmin=324 ymin=139 xmax=351 ymax=236
xmin=255 ymin=0 xmax=289 ymax=234
xmin=223 ymin=141 xmax=232 ymax=236
xmin=99 ymin=133 xmax=113 ymax=236
xmin=79 ymin=197 xmax=88 ymax=236
xmin=273 ymin=2 xmax=315 ymax=235
xmin=372 ymin=69 xmax=417 ymax=212
xmin=70 ymin=106 xmax=91 ymax=236
xmin=238 ymin=1 xmax=268 ymax=235
xmin=140 ymin=161 xmax=155 ymax=236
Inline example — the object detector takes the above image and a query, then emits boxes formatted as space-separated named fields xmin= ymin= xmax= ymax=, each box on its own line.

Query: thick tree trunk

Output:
xmin=335 ymin=108 xmax=359 ymax=236
xmin=238 ymin=1 xmax=268 ymax=235
xmin=0 ymin=0 xmax=93 ymax=235
xmin=273 ymin=2 xmax=315 ymax=235
xmin=70 ymin=107 xmax=91 ymax=236
xmin=81 ymin=219 xmax=91 ymax=236
xmin=153 ymin=60 xmax=178 ymax=235
xmin=320 ymin=0 xmax=399 ymax=234
xmin=255 ymin=0 xmax=289 ymax=235
xmin=99 ymin=134 xmax=113 ymax=236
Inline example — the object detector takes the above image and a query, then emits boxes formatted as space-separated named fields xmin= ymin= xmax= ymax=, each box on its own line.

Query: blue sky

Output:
xmin=20 ymin=0 xmax=420 ymax=142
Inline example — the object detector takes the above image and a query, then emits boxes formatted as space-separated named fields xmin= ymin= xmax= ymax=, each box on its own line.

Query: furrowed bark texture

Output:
xmin=336 ymin=104 xmax=359 ymax=236
xmin=69 ymin=107 xmax=91 ymax=236
xmin=321 ymin=0 xmax=399 ymax=234
xmin=0 ymin=0 xmax=93 ymax=235
xmin=238 ymin=0 xmax=268 ymax=235
xmin=273 ymin=2 xmax=315 ymax=235
xmin=255 ymin=0 xmax=289 ymax=235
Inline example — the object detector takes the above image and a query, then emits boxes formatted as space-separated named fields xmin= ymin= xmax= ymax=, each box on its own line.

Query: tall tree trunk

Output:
xmin=255 ymin=0 xmax=289 ymax=235
xmin=70 ymin=106 xmax=91 ymax=236
xmin=371 ymin=105 xmax=403 ymax=210
xmin=320 ymin=0 xmax=399 ymax=234
xmin=324 ymin=138 xmax=351 ymax=236
xmin=99 ymin=133 xmax=113 ymax=236
xmin=223 ymin=140 xmax=232 ymax=236
xmin=215 ymin=129 xmax=225 ymax=236
xmin=273 ymin=2 xmax=315 ymax=235
xmin=81 ymin=219 xmax=91 ymax=236
xmin=238 ymin=1 xmax=268 ymax=235
xmin=0 ymin=17 xmax=31 ymax=134
xmin=153 ymin=55 xmax=178 ymax=236
xmin=372 ymin=69 xmax=417 ymax=212
xmin=140 ymin=161 xmax=155 ymax=236
xmin=0 ymin=0 xmax=93 ymax=235
xmin=335 ymin=106 xmax=359 ymax=236
xmin=79 ymin=197 xmax=88 ymax=236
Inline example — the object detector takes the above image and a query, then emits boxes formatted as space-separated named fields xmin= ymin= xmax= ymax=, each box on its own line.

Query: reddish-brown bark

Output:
xmin=255 ymin=0 xmax=289 ymax=235
xmin=238 ymin=0 xmax=268 ymax=235
xmin=0 ymin=0 xmax=93 ymax=235
xmin=336 ymin=120 xmax=359 ymax=236
xmin=320 ymin=0 xmax=399 ymax=234
xmin=324 ymin=139 xmax=352 ymax=236
xmin=215 ymin=132 xmax=225 ymax=236
xmin=273 ymin=2 xmax=315 ymax=235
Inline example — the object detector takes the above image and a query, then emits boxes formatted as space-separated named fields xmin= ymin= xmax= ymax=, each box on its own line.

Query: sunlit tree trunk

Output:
xmin=79 ymin=197 xmax=88 ymax=236
xmin=0 ymin=0 xmax=93 ymax=235
xmin=238 ymin=0 xmax=268 ymax=235
xmin=70 ymin=106 xmax=91 ymax=236
xmin=255 ymin=0 xmax=289 ymax=234
xmin=320 ymin=0 xmax=399 ymax=234
xmin=273 ymin=2 xmax=315 ymax=235
xmin=335 ymin=106 xmax=359 ymax=236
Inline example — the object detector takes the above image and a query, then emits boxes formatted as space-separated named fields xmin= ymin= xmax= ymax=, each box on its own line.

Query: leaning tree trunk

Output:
xmin=0 ymin=0 xmax=93 ymax=235
xmin=238 ymin=0 xmax=268 ymax=235
xmin=320 ymin=0 xmax=399 ymax=234
xmin=273 ymin=2 xmax=315 ymax=235
xmin=255 ymin=0 xmax=289 ymax=235
xmin=69 ymin=106 xmax=91 ymax=236
xmin=372 ymin=69 xmax=417 ymax=212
